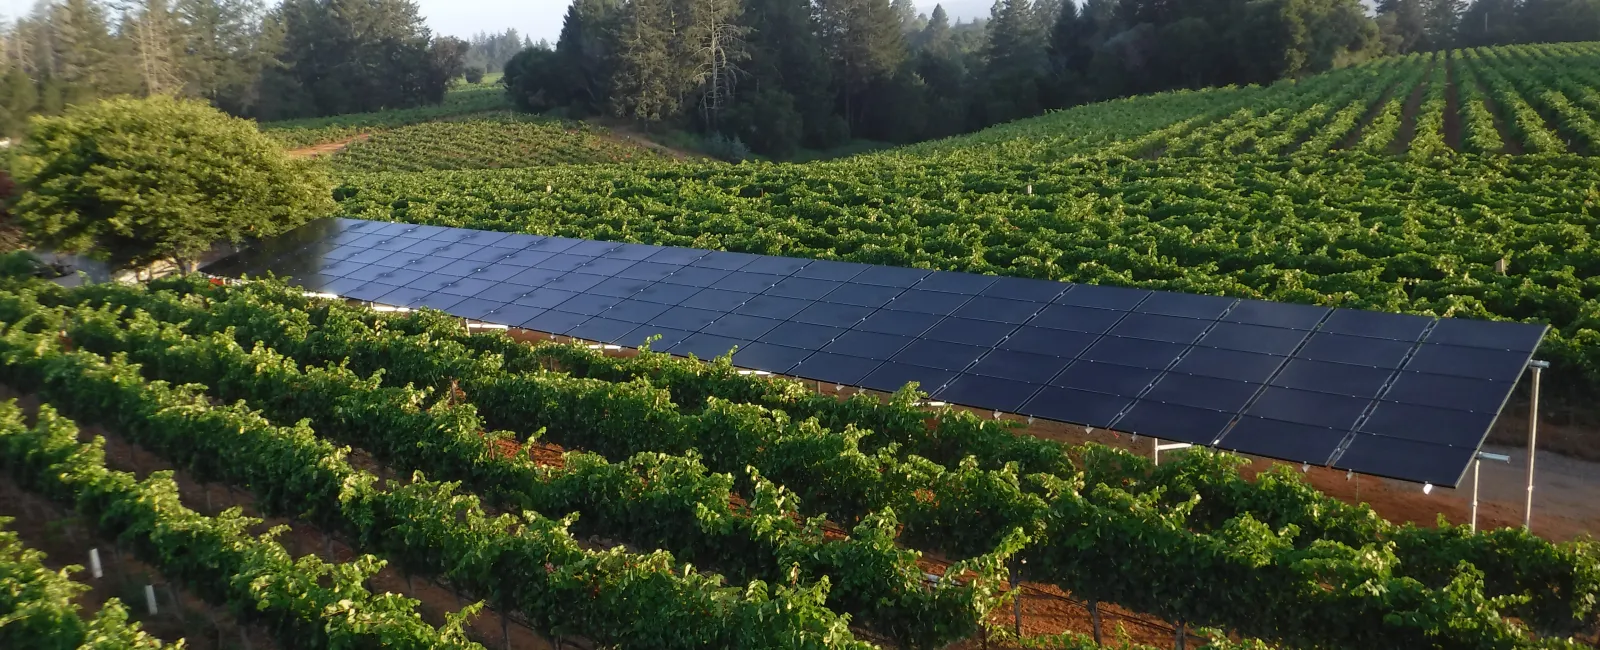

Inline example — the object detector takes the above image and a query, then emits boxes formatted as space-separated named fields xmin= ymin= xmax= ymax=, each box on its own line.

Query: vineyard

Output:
xmin=328 ymin=114 xmax=672 ymax=172
xmin=329 ymin=42 xmax=1600 ymax=394
xmin=10 ymin=39 xmax=1600 ymax=650
xmin=0 ymin=269 xmax=1595 ymax=648
xmin=261 ymin=82 xmax=513 ymax=148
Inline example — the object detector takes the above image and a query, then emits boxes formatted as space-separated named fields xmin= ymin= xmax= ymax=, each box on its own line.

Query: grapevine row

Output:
xmin=332 ymin=115 xmax=670 ymax=173
xmin=0 ymin=516 xmax=172 ymax=649
xmin=1455 ymin=53 xmax=1505 ymax=154
xmin=46 ymin=277 xmax=1577 ymax=648
xmin=1252 ymin=59 xmax=1405 ymax=156
xmin=0 ymin=306 xmax=871 ymax=650
xmin=1488 ymin=47 xmax=1600 ymax=152
xmin=1463 ymin=48 xmax=1565 ymax=153
xmin=0 ymin=400 xmax=486 ymax=650
xmin=1406 ymin=54 xmax=1451 ymax=160
xmin=206 ymin=275 xmax=1600 ymax=639
xmin=18 ymin=287 xmax=1005 ymax=650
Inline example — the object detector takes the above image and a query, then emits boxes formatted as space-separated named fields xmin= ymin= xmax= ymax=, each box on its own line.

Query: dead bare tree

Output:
xmin=680 ymin=0 xmax=747 ymax=129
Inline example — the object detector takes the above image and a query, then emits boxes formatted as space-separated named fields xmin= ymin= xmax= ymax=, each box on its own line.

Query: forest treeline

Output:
xmin=0 ymin=0 xmax=485 ymax=134
xmin=505 ymin=0 xmax=1600 ymax=156
xmin=0 ymin=0 xmax=1595 ymax=155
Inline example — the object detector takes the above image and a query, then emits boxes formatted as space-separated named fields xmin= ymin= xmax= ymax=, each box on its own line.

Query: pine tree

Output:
xmin=1421 ymin=0 xmax=1464 ymax=48
xmin=816 ymin=0 xmax=907 ymax=130
xmin=0 ymin=67 xmax=38 ymax=136
xmin=738 ymin=0 xmax=836 ymax=147
xmin=173 ymin=0 xmax=270 ymax=113
xmin=891 ymin=0 xmax=919 ymax=31
xmin=555 ymin=0 xmax=623 ymax=113
xmin=51 ymin=0 xmax=125 ymax=104
xmin=611 ymin=0 xmax=678 ymax=121
xmin=1035 ymin=0 xmax=1063 ymax=27
xmin=919 ymin=4 xmax=954 ymax=52
xmin=983 ymin=0 xmax=1047 ymax=122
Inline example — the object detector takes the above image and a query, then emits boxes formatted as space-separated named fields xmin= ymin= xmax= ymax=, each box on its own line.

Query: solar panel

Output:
xmin=206 ymin=218 xmax=1550 ymax=487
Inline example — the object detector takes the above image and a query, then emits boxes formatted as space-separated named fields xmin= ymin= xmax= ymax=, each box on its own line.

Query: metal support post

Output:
xmin=1471 ymin=451 xmax=1511 ymax=532
xmin=1470 ymin=458 xmax=1480 ymax=533
xmin=1525 ymin=360 xmax=1548 ymax=530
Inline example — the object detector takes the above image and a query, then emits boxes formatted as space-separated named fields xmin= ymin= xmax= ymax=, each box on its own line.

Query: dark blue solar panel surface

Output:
xmin=205 ymin=218 xmax=1550 ymax=487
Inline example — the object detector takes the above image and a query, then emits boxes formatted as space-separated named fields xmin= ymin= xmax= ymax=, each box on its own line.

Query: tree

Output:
xmin=554 ymin=0 xmax=623 ymax=114
xmin=1376 ymin=0 xmax=1428 ymax=52
xmin=1421 ymin=0 xmax=1465 ymax=48
xmin=125 ymin=0 xmax=185 ymax=96
xmin=737 ymin=0 xmax=840 ymax=147
xmin=890 ymin=0 xmax=919 ymax=31
xmin=1231 ymin=0 xmax=1308 ymax=82
xmin=11 ymin=95 xmax=334 ymax=271
xmin=0 ymin=68 xmax=38 ymax=136
xmin=1458 ymin=0 xmax=1520 ymax=46
xmin=174 ymin=0 xmax=272 ymax=114
xmin=915 ymin=4 xmax=954 ymax=51
xmin=679 ymin=0 xmax=748 ymax=127
xmin=502 ymin=46 xmax=565 ymax=111
xmin=463 ymin=65 xmax=484 ymax=83
xmin=50 ymin=0 xmax=130 ymax=104
xmin=464 ymin=28 xmax=523 ymax=72
xmin=816 ymin=0 xmax=907 ymax=132
xmin=611 ymin=0 xmax=679 ymax=121
xmin=982 ymin=0 xmax=1048 ymax=123
xmin=272 ymin=0 xmax=455 ymax=117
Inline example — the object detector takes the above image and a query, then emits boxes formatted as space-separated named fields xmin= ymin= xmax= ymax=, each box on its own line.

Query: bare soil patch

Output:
xmin=286 ymin=134 xmax=369 ymax=159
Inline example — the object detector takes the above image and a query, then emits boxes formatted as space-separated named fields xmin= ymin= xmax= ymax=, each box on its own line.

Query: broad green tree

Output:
xmin=12 ymin=96 xmax=334 ymax=270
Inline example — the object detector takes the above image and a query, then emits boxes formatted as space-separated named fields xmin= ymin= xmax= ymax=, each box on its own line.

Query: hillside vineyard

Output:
xmin=10 ymin=37 xmax=1600 ymax=650
xmin=0 ymin=273 xmax=1596 ymax=649
xmin=332 ymin=43 xmax=1600 ymax=393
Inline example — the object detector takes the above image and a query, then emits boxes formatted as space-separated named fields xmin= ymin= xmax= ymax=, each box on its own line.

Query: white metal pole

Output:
xmin=1525 ymin=361 xmax=1546 ymax=530
xmin=1470 ymin=458 xmax=1480 ymax=533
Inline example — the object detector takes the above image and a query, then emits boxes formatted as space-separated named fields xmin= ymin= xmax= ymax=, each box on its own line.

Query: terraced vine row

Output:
xmin=330 ymin=115 xmax=671 ymax=172
xmin=0 ymin=516 xmax=173 ymax=649
xmin=194 ymin=277 xmax=1600 ymax=639
xmin=21 ymin=275 xmax=1600 ymax=647
xmin=0 ymin=397 xmax=487 ymax=650
xmin=263 ymin=84 xmax=513 ymax=149
xmin=0 ymin=295 xmax=870 ymax=650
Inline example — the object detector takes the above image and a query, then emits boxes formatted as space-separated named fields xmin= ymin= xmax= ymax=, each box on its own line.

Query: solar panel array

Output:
xmin=204 ymin=218 xmax=1549 ymax=487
